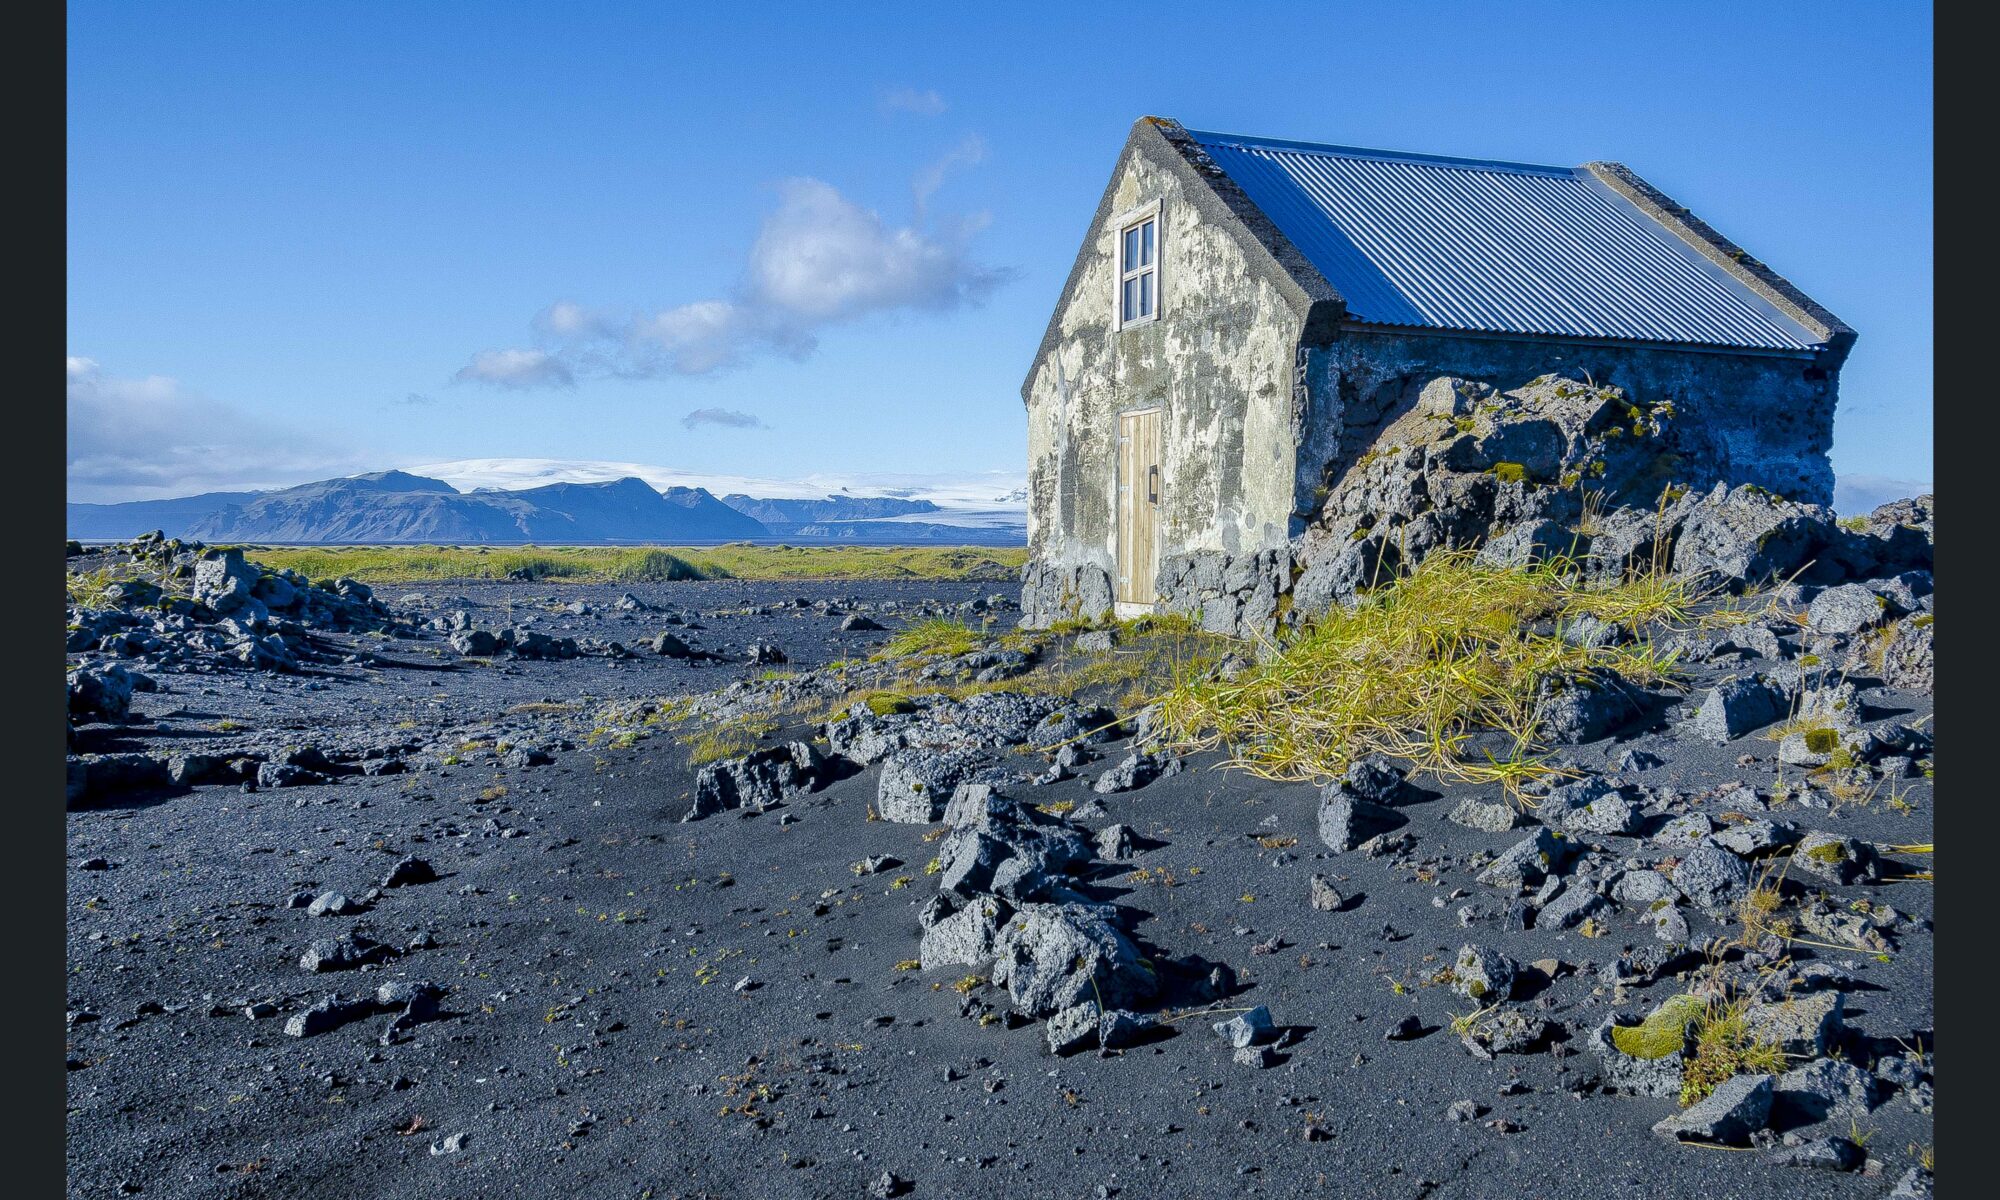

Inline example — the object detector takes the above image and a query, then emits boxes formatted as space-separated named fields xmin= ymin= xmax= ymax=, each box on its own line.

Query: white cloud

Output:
xmin=879 ymin=86 xmax=947 ymax=117
xmin=458 ymin=171 xmax=1009 ymax=383
xmin=627 ymin=299 xmax=777 ymax=375
xmin=745 ymin=177 xmax=1006 ymax=322
xmin=453 ymin=347 xmax=575 ymax=389
xmin=66 ymin=358 xmax=368 ymax=502
xmin=532 ymin=300 xmax=621 ymax=341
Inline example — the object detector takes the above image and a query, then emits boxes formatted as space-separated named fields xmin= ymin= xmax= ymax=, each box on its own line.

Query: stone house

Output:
xmin=1019 ymin=117 xmax=1853 ymax=631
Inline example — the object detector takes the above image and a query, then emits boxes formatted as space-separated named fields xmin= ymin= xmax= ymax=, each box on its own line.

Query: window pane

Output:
xmin=1140 ymin=271 xmax=1153 ymax=317
xmin=1140 ymin=220 xmax=1154 ymax=266
xmin=1122 ymin=277 xmax=1137 ymax=321
xmin=1123 ymin=227 xmax=1139 ymax=271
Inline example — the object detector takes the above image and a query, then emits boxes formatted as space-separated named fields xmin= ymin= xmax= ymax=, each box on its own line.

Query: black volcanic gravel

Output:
xmin=66 ymin=578 xmax=1935 ymax=1199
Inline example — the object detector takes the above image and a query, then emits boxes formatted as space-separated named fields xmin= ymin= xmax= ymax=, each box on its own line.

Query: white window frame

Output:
xmin=1110 ymin=199 xmax=1162 ymax=331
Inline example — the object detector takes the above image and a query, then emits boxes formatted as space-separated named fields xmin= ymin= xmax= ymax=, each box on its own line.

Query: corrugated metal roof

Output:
xmin=1185 ymin=130 xmax=1822 ymax=351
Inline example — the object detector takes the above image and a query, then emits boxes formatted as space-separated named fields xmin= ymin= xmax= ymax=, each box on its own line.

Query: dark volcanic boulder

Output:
xmin=875 ymin=748 xmax=986 ymax=823
xmin=1316 ymin=783 xmax=1404 ymax=852
xmin=192 ymin=548 xmax=260 ymax=614
xmin=936 ymin=790 xmax=1093 ymax=902
xmin=68 ymin=663 xmax=139 ymax=722
xmin=1671 ymin=483 xmax=1843 ymax=590
xmin=449 ymin=629 xmax=500 ymax=656
xmin=685 ymin=742 xmax=828 ymax=821
xmin=1875 ymin=617 xmax=1934 ymax=693
xmin=1535 ymin=667 xmax=1646 ymax=744
xmin=1652 ymin=1073 xmax=1774 ymax=1145
xmin=1687 ymin=676 xmax=1788 ymax=743
xmin=988 ymin=902 xmax=1159 ymax=1017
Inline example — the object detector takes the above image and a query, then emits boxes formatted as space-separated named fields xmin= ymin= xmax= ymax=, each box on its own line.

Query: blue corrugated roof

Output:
xmin=1185 ymin=130 xmax=1822 ymax=351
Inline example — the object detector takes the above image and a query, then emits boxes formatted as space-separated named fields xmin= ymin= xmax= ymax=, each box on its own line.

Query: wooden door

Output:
xmin=1116 ymin=408 xmax=1162 ymax=609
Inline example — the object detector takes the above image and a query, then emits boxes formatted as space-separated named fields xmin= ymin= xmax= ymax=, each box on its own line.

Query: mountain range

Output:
xmin=67 ymin=470 xmax=1020 ymax=545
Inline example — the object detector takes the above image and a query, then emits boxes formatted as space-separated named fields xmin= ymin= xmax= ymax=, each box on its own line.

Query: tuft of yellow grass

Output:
xmin=1153 ymin=548 xmax=1717 ymax=797
xmin=876 ymin=618 xmax=986 ymax=661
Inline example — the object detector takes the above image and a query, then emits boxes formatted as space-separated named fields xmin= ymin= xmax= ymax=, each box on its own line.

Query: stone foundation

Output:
xmin=1154 ymin=548 xmax=1293 ymax=639
xmin=1019 ymin=561 xmax=1114 ymax=629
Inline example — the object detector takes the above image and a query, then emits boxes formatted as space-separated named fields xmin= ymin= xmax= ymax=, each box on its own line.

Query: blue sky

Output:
xmin=68 ymin=0 xmax=1932 ymax=506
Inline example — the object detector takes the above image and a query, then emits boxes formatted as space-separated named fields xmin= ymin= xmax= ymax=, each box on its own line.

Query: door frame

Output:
xmin=1114 ymin=404 xmax=1163 ymax=618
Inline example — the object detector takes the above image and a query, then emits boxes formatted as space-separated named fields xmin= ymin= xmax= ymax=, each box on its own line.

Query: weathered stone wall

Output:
xmin=1294 ymin=330 xmax=1838 ymax=523
xmin=1021 ymin=142 xmax=1303 ymax=628
xmin=1283 ymin=340 xmax=1850 ymax=621
xmin=1153 ymin=547 xmax=1293 ymax=640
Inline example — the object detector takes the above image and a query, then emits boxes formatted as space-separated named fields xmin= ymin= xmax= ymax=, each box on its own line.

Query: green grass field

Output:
xmin=242 ymin=543 xmax=1027 ymax=584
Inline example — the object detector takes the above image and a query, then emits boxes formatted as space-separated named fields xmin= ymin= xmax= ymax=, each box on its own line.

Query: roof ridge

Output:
xmin=1182 ymin=128 xmax=1577 ymax=178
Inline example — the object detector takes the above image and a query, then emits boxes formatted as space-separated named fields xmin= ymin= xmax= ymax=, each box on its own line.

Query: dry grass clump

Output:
xmin=1736 ymin=858 xmax=1794 ymax=944
xmin=683 ymin=713 xmax=779 ymax=765
xmin=1153 ymin=548 xmax=1712 ymax=795
xmin=876 ymin=618 xmax=987 ymax=661
xmin=1679 ymin=990 xmax=1788 ymax=1106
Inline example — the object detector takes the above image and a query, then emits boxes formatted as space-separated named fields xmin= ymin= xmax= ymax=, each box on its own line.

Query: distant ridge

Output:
xmin=178 ymin=472 xmax=763 ymax=543
xmin=68 ymin=469 xmax=1027 ymax=545
xmin=66 ymin=489 xmax=264 ymax=541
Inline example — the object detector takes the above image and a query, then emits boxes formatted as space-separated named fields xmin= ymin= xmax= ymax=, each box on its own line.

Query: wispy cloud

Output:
xmin=878 ymin=86 xmax=946 ymax=117
xmin=912 ymin=133 xmax=986 ymax=219
xmin=457 ymin=166 xmax=1011 ymax=384
xmin=453 ymin=347 xmax=575 ymax=389
xmin=66 ymin=357 xmax=368 ymax=502
xmin=681 ymin=407 xmax=767 ymax=431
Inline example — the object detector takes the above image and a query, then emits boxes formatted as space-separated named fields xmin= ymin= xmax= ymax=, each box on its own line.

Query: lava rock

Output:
xmin=1775 ymin=1055 xmax=1880 ymax=1123
xmin=299 ymin=933 xmax=386 ymax=973
xmin=1317 ymin=784 xmax=1404 ymax=853
xmin=1451 ymin=945 xmax=1516 ymax=1003
xmin=688 ymin=741 xmax=829 ymax=821
xmin=877 ymin=748 xmax=985 ymax=823
xmin=1448 ymin=796 xmax=1526 ymax=833
xmin=1791 ymin=831 xmax=1879 ymax=886
xmin=1092 ymin=751 xmax=1181 ymax=794
xmin=1652 ymin=1073 xmax=1773 ymax=1145
xmin=380 ymin=857 xmax=437 ymax=888
xmin=1689 ymin=677 xmax=1788 ymax=743
xmin=1475 ymin=829 xmax=1564 ymax=892
xmin=1671 ymin=843 xmax=1750 ymax=909
xmin=1768 ymin=1136 xmax=1863 ymax=1172
xmin=1045 ymin=1000 xmax=1102 ymax=1054
xmin=988 ymin=902 xmax=1158 ymax=1018
xmin=283 ymin=993 xmax=374 ymax=1038
xmin=1212 ymin=1005 xmax=1276 ymax=1048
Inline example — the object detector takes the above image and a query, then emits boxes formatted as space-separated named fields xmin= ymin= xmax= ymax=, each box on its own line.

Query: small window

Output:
xmin=1114 ymin=204 xmax=1160 ymax=328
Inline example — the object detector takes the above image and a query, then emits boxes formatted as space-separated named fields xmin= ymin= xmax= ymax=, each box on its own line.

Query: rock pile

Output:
xmin=913 ymin=783 xmax=1162 ymax=1052
xmin=67 ymin=535 xmax=411 ymax=684
xmin=1291 ymin=375 xmax=1933 ymax=617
